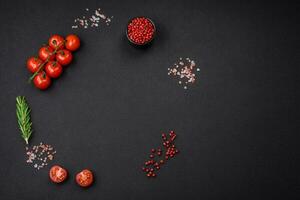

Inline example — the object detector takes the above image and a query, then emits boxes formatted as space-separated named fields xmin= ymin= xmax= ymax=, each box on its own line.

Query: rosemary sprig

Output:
xmin=16 ymin=96 xmax=33 ymax=144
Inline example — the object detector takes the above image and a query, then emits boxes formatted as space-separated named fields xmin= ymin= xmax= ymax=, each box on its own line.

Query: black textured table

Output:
xmin=0 ymin=0 xmax=298 ymax=199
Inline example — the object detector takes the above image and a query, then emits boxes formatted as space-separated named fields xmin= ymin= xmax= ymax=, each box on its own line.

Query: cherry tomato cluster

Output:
xmin=127 ymin=17 xmax=155 ymax=45
xmin=27 ymin=34 xmax=81 ymax=90
xmin=49 ymin=165 xmax=94 ymax=188
xmin=142 ymin=130 xmax=179 ymax=178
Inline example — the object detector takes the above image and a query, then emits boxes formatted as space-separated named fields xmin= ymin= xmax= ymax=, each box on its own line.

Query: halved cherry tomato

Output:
xmin=38 ymin=46 xmax=55 ymax=61
xmin=27 ymin=57 xmax=42 ymax=73
xmin=45 ymin=61 xmax=63 ymax=78
xmin=49 ymin=34 xmax=65 ymax=50
xmin=49 ymin=165 xmax=68 ymax=183
xmin=56 ymin=49 xmax=73 ymax=66
xmin=76 ymin=169 xmax=94 ymax=187
xmin=33 ymin=71 xmax=51 ymax=90
xmin=65 ymin=34 xmax=80 ymax=51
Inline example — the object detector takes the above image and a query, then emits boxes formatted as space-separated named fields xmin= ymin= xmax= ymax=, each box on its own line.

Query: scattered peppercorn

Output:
xmin=141 ymin=130 xmax=179 ymax=178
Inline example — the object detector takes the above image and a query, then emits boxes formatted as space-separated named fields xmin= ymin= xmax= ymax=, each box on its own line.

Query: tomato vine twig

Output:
xmin=28 ymin=42 xmax=64 ymax=83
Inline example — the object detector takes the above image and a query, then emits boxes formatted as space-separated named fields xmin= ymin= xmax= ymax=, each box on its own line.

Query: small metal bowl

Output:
xmin=126 ymin=16 xmax=156 ymax=46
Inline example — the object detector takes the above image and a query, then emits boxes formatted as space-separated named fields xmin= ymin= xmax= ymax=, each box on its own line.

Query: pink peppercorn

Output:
xmin=127 ymin=17 xmax=155 ymax=45
xmin=142 ymin=130 xmax=179 ymax=178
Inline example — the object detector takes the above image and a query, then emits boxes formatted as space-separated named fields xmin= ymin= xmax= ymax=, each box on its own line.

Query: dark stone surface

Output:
xmin=0 ymin=0 xmax=298 ymax=199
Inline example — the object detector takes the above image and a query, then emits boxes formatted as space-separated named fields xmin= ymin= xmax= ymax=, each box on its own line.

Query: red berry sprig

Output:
xmin=142 ymin=130 xmax=179 ymax=178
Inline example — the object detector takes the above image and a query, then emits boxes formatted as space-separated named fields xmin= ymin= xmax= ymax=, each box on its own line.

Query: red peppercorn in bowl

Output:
xmin=126 ymin=17 xmax=156 ymax=46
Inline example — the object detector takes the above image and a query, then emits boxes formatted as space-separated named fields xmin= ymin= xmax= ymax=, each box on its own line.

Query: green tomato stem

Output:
xmin=28 ymin=42 xmax=64 ymax=83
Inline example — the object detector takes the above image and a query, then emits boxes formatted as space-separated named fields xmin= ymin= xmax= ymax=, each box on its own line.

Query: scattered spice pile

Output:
xmin=25 ymin=143 xmax=56 ymax=170
xmin=167 ymin=57 xmax=200 ymax=89
xmin=72 ymin=8 xmax=113 ymax=29
xmin=142 ymin=130 xmax=179 ymax=178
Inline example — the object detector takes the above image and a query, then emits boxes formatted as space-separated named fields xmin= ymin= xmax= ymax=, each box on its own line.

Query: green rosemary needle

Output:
xmin=16 ymin=96 xmax=33 ymax=144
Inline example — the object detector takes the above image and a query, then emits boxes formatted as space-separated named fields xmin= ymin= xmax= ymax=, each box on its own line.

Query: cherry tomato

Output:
xmin=76 ymin=169 xmax=94 ymax=187
xmin=33 ymin=71 xmax=51 ymax=90
xmin=49 ymin=165 xmax=68 ymax=183
xmin=45 ymin=61 xmax=63 ymax=78
xmin=65 ymin=34 xmax=80 ymax=51
xmin=39 ymin=46 xmax=55 ymax=61
xmin=49 ymin=34 xmax=65 ymax=50
xmin=27 ymin=57 xmax=42 ymax=73
xmin=56 ymin=49 xmax=73 ymax=66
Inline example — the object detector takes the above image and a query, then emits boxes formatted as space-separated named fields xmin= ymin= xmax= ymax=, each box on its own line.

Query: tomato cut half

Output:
xmin=75 ymin=169 xmax=94 ymax=187
xmin=49 ymin=165 xmax=68 ymax=183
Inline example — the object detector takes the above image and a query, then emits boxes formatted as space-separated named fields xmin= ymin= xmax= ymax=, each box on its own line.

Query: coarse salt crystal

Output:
xmin=72 ymin=7 xmax=113 ymax=29
xmin=167 ymin=57 xmax=200 ymax=89
xmin=25 ymin=143 xmax=56 ymax=170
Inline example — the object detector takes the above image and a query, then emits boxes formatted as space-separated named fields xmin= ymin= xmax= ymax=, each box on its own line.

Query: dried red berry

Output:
xmin=142 ymin=130 xmax=179 ymax=178
xmin=127 ymin=17 xmax=155 ymax=45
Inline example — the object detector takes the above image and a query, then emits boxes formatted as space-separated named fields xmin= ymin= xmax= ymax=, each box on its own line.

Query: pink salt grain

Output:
xmin=72 ymin=7 xmax=113 ymax=29
xmin=168 ymin=57 xmax=200 ymax=89
xmin=25 ymin=143 xmax=56 ymax=170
